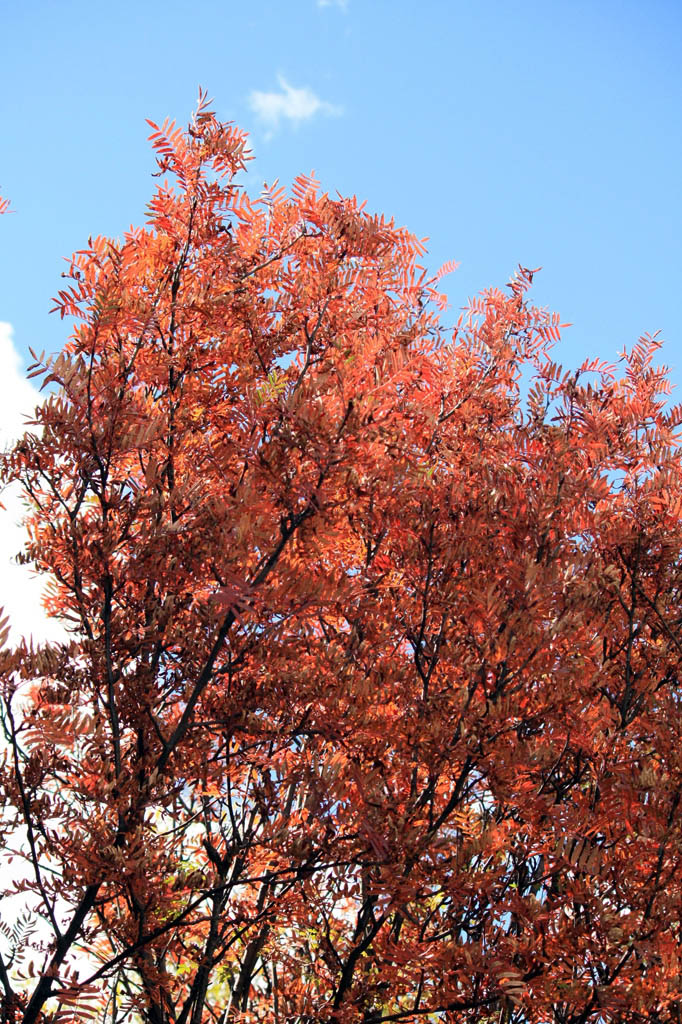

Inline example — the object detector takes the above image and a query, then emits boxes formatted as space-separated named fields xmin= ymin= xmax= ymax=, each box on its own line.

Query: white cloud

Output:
xmin=0 ymin=326 xmax=84 ymax=981
xmin=0 ymin=322 xmax=65 ymax=645
xmin=318 ymin=0 xmax=348 ymax=7
xmin=248 ymin=76 xmax=342 ymax=133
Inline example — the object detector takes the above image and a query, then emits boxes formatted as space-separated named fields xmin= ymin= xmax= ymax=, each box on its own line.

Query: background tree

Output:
xmin=1 ymin=93 xmax=682 ymax=1024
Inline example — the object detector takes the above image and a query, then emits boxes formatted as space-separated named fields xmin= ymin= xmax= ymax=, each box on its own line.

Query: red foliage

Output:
xmin=1 ymin=93 xmax=682 ymax=1024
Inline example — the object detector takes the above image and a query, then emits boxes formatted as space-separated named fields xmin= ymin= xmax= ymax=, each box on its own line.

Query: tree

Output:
xmin=1 ymin=92 xmax=682 ymax=1024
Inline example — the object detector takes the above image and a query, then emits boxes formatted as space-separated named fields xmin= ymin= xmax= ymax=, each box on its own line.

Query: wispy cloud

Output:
xmin=248 ymin=76 xmax=342 ymax=134
xmin=0 ymin=322 xmax=66 ymax=645
xmin=317 ymin=0 xmax=348 ymax=8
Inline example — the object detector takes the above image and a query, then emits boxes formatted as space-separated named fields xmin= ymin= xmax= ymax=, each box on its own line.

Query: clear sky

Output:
xmin=1 ymin=0 xmax=681 ymax=389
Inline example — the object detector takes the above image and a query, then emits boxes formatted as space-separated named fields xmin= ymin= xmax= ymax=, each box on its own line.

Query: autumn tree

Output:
xmin=1 ymin=93 xmax=682 ymax=1024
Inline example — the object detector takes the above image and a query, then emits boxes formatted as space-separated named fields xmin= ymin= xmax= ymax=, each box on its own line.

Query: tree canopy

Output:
xmin=1 ymin=94 xmax=682 ymax=1024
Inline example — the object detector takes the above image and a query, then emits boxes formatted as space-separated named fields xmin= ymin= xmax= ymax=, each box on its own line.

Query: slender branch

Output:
xmin=156 ymin=495 xmax=319 ymax=775
xmin=22 ymin=884 xmax=100 ymax=1024
xmin=102 ymin=574 xmax=122 ymax=782
xmin=4 ymin=700 xmax=61 ymax=940
xmin=0 ymin=950 xmax=14 ymax=1001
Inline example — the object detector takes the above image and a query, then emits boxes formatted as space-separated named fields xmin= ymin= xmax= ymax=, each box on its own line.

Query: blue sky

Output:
xmin=1 ymin=0 xmax=681 ymax=388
